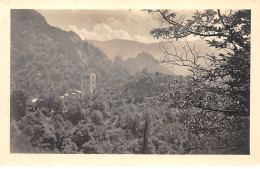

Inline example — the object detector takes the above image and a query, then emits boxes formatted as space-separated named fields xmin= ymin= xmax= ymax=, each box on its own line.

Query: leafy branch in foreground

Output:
xmin=149 ymin=9 xmax=250 ymax=115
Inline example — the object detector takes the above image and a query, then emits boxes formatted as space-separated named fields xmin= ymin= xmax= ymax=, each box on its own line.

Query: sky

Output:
xmin=37 ymin=10 xmax=197 ymax=44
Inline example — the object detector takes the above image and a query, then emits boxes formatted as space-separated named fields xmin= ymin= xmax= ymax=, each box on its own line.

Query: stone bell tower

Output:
xmin=81 ymin=73 xmax=96 ymax=98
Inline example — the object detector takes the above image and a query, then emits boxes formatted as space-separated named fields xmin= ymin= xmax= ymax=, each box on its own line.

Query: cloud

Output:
xmin=66 ymin=10 xmax=163 ymax=43
xmin=68 ymin=24 xmax=159 ymax=43
xmin=68 ymin=24 xmax=133 ymax=41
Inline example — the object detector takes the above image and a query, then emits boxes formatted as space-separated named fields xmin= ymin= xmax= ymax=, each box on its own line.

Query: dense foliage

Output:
xmin=149 ymin=9 xmax=250 ymax=116
xmin=148 ymin=9 xmax=250 ymax=153
xmin=11 ymin=71 xmax=249 ymax=154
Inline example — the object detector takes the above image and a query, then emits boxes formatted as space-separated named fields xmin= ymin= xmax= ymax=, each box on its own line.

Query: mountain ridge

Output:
xmin=88 ymin=38 xmax=215 ymax=75
xmin=89 ymin=38 xmax=207 ymax=46
xmin=11 ymin=9 xmax=130 ymax=96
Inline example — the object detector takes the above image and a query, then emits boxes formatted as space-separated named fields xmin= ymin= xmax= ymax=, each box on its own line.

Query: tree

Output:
xmin=61 ymin=138 xmax=78 ymax=154
xmin=148 ymin=9 xmax=250 ymax=154
xmin=72 ymin=122 xmax=92 ymax=149
xmin=10 ymin=121 xmax=35 ymax=153
xmin=91 ymin=110 xmax=103 ymax=126
xmin=66 ymin=98 xmax=83 ymax=125
xmin=51 ymin=114 xmax=73 ymax=151
xmin=19 ymin=109 xmax=57 ymax=152
xmin=36 ymin=95 xmax=63 ymax=117
xmin=149 ymin=9 xmax=250 ymax=116
xmin=10 ymin=89 xmax=28 ymax=121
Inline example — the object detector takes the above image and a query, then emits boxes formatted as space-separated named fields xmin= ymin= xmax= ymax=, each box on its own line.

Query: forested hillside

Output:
xmin=11 ymin=9 xmax=130 ymax=98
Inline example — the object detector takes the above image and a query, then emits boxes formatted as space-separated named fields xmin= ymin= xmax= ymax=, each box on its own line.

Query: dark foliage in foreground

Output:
xmin=11 ymin=71 xmax=249 ymax=154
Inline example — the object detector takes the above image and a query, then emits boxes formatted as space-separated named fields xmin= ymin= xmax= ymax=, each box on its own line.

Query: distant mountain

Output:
xmin=89 ymin=39 xmax=162 ymax=61
xmin=88 ymin=39 xmax=215 ymax=61
xmin=114 ymin=52 xmax=173 ymax=75
xmin=88 ymin=39 xmax=217 ymax=75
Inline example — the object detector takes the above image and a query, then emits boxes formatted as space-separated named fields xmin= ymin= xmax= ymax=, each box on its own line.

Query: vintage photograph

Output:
xmin=10 ymin=9 xmax=250 ymax=154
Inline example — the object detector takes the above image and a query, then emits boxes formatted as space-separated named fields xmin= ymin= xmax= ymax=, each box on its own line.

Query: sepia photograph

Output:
xmin=9 ymin=9 xmax=251 ymax=155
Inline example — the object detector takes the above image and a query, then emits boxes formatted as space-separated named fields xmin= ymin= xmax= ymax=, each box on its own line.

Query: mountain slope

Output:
xmin=11 ymin=9 xmax=130 ymax=97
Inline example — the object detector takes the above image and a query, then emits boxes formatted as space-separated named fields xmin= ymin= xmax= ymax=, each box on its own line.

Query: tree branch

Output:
xmin=156 ymin=10 xmax=228 ymax=38
xmin=217 ymin=9 xmax=226 ymax=29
